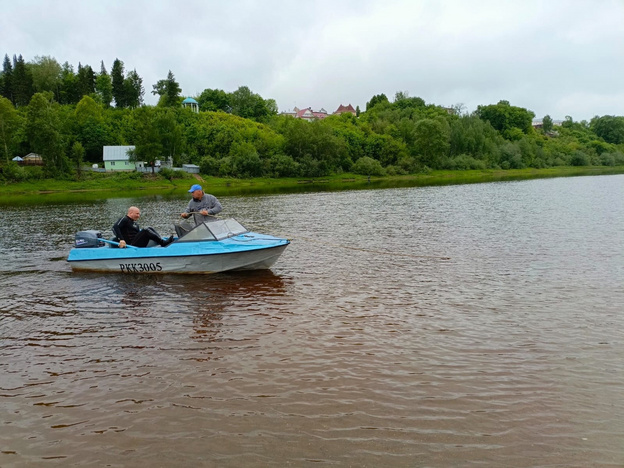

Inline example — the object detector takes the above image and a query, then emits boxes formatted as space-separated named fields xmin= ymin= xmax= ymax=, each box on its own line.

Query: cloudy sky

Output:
xmin=1 ymin=0 xmax=622 ymax=121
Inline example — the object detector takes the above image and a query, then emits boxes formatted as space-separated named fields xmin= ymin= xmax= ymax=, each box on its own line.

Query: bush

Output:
xmin=499 ymin=142 xmax=525 ymax=169
xmin=299 ymin=155 xmax=328 ymax=178
xmin=199 ymin=156 xmax=220 ymax=176
xmin=266 ymin=154 xmax=300 ymax=177
xmin=218 ymin=157 xmax=235 ymax=177
xmin=449 ymin=154 xmax=487 ymax=170
xmin=159 ymin=167 xmax=190 ymax=180
xmin=570 ymin=151 xmax=590 ymax=166
xmin=385 ymin=165 xmax=407 ymax=176
xmin=1 ymin=162 xmax=28 ymax=182
xmin=600 ymin=151 xmax=624 ymax=166
xmin=352 ymin=156 xmax=385 ymax=176
xmin=600 ymin=153 xmax=615 ymax=166
xmin=229 ymin=141 xmax=263 ymax=178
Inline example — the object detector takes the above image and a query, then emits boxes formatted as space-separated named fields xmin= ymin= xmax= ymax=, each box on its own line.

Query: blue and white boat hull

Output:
xmin=67 ymin=219 xmax=290 ymax=274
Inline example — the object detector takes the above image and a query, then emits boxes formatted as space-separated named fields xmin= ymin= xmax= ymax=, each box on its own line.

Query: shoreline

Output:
xmin=1 ymin=166 xmax=623 ymax=201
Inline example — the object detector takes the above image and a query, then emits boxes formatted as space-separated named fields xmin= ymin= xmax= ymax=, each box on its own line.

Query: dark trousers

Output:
xmin=131 ymin=227 xmax=163 ymax=247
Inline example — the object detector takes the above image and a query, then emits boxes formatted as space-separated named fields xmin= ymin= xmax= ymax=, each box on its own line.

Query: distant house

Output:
xmin=333 ymin=104 xmax=356 ymax=116
xmin=297 ymin=107 xmax=328 ymax=121
xmin=182 ymin=164 xmax=200 ymax=174
xmin=22 ymin=153 xmax=43 ymax=165
xmin=280 ymin=106 xmax=329 ymax=121
xmin=532 ymin=119 xmax=564 ymax=130
xmin=103 ymin=146 xmax=137 ymax=172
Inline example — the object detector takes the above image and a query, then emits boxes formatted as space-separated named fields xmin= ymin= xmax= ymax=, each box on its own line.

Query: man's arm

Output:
xmin=207 ymin=195 xmax=222 ymax=215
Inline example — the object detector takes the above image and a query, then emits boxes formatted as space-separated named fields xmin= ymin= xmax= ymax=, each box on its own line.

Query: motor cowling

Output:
xmin=75 ymin=230 xmax=104 ymax=248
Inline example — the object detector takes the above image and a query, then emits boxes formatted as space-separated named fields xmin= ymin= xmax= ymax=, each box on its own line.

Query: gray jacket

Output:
xmin=185 ymin=193 xmax=223 ymax=224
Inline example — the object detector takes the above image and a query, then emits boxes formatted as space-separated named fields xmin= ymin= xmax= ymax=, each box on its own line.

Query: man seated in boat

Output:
xmin=114 ymin=206 xmax=174 ymax=248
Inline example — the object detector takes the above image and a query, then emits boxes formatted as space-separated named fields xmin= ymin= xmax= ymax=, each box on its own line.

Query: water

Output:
xmin=1 ymin=175 xmax=623 ymax=467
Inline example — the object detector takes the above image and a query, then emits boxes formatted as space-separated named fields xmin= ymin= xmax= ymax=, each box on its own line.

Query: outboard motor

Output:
xmin=75 ymin=230 xmax=104 ymax=248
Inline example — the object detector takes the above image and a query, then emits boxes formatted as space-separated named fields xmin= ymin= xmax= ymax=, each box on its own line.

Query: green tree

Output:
xmin=366 ymin=93 xmax=389 ymax=111
xmin=197 ymin=88 xmax=230 ymax=112
xmin=281 ymin=118 xmax=347 ymax=175
xmin=590 ymin=115 xmax=624 ymax=145
xmin=70 ymin=140 xmax=85 ymax=175
xmin=393 ymin=91 xmax=425 ymax=109
xmin=28 ymin=56 xmax=62 ymax=99
xmin=0 ymin=96 xmax=24 ymax=162
xmin=127 ymin=107 xmax=162 ymax=172
xmin=449 ymin=114 xmax=500 ymax=166
xmin=111 ymin=58 xmax=126 ymax=108
xmin=124 ymin=69 xmax=144 ymax=108
xmin=0 ymin=54 xmax=13 ymax=103
xmin=76 ymin=63 xmax=96 ymax=98
xmin=95 ymin=61 xmax=113 ymax=107
xmin=152 ymin=70 xmax=181 ymax=107
xmin=26 ymin=92 xmax=68 ymax=175
xmin=229 ymin=141 xmax=263 ymax=177
xmin=475 ymin=100 xmax=535 ymax=138
xmin=59 ymin=62 xmax=79 ymax=105
xmin=413 ymin=118 xmax=450 ymax=168
xmin=12 ymin=55 xmax=34 ymax=107
xmin=228 ymin=86 xmax=276 ymax=122
xmin=74 ymin=95 xmax=111 ymax=162
xmin=542 ymin=115 xmax=553 ymax=133
xmin=154 ymin=108 xmax=183 ymax=163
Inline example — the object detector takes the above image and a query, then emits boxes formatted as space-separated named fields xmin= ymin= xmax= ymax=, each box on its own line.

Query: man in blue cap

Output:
xmin=180 ymin=184 xmax=222 ymax=225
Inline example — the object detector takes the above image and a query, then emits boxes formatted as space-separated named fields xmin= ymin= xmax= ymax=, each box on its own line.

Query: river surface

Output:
xmin=1 ymin=175 xmax=623 ymax=467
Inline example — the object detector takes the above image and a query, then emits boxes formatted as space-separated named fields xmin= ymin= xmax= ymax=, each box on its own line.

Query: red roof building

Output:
xmin=333 ymin=104 xmax=356 ymax=115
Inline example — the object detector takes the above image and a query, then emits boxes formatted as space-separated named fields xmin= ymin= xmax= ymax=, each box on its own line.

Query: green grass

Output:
xmin=1 ymin=166 xmax=624 ymax=204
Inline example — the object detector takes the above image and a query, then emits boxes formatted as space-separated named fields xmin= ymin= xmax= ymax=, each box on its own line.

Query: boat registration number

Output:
xmin=119 ymin=262 xmax=163 ymax=273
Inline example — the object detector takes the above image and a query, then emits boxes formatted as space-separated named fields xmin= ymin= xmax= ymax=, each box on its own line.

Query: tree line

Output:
xmin=1 ymin=53 xmax=624 ymax=183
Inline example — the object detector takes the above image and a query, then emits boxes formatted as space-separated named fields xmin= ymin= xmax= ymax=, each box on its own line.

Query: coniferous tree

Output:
xmin=12 ymin=55 xmax=34 ymax=107
xmin=59 ymin=62 xmax=79 ymax=105
xmin=111 ymin=58 xmax=125 ymax=108
xmin=124 ymin=69 xmax=144 ymax=108
xmin=151 ymin=70 xmax=181 ymax=107
xmin=95 ymin=61 xmax=113 ymax=108
xmin=77 ymin=63 xmax=96 ymax=98
xmin=1 ymin=54 xmax=14 ymax=103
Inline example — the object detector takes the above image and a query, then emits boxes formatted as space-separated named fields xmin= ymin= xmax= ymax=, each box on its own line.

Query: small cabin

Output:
xmin=103 ymin=146 xmax=137 ymax=172
xmin=21 ymin=153 xmax=44 ymax=165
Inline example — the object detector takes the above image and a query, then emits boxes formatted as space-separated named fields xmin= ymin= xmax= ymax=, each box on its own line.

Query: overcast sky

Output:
xmin=1 ymin=0 xmax=622 ymax=121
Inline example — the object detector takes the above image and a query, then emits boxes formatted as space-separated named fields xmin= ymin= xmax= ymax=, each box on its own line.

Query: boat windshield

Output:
xmin=177 ymin=218 xmax=248 ymax=242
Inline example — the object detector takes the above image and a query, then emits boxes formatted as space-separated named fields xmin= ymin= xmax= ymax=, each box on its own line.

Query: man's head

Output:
xmin=188 ymin=184 xmax=203 ymax=200
xmin=127 ymin=206 xmax=141 ymax=220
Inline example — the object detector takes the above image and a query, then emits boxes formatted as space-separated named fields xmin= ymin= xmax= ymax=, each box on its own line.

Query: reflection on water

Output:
xmin=1 ymin=175 xmax=624 ymax=467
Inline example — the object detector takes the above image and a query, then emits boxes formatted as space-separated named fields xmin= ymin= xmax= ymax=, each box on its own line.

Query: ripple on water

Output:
xmin=1 ymin=177 xmax=624 ymax=466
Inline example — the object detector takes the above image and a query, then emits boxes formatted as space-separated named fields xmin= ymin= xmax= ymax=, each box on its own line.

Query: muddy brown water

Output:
xmin=1 ymin=175 xmax=623 ymax=467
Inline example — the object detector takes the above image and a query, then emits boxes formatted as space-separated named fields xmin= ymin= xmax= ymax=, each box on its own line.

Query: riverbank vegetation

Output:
xmin=2 ymin=53 xmax=624 ymax=188
xmin=2 ymin=167 xmax=623 ymax=201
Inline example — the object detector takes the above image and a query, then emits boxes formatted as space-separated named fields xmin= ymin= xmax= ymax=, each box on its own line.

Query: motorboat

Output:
xmin=67 ymin=218 xmax=289 ymax=274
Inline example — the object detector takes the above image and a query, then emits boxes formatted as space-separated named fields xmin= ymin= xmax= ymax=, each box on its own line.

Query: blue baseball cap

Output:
xmin=188 ymin=184 xmax=203 ymax=192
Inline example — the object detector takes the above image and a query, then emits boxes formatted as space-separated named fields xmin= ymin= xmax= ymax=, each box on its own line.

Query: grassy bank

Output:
xmin=1 ymin=166 xmax=624 ymax=202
